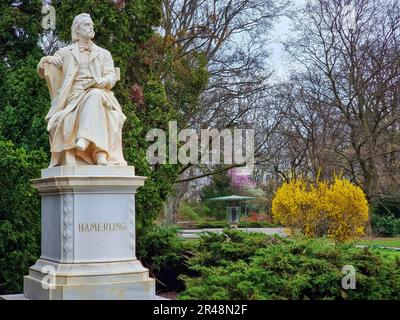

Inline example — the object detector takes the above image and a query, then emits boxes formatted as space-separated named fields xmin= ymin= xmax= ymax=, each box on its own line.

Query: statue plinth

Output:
xmin=22 ymin=166 xmax=156 ymax=300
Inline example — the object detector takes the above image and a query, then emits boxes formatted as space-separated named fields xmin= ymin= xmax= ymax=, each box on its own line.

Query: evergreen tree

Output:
xmin=0 ymin=0 xmax=48 ymax=294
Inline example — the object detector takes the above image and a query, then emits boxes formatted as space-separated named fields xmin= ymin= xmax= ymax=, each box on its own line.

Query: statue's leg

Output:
xmin=76 ymin=89 xmax=109 ymax=158
xmin=65 ymin=149 xmax=76 ymax=166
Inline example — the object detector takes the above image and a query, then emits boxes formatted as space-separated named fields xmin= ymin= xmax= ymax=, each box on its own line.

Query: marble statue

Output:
xmin=37 ymin=13 xmax=127 ymax=167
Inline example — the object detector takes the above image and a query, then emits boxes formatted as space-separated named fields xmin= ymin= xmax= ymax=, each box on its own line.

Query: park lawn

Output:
xmin=369 ymin=247 xmax=400 ymax=260
xmin=357 ymin=237 xmax=400 ymax=248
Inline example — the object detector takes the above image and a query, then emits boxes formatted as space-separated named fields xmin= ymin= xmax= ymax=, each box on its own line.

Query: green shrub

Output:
xmin=185 ymin=229 xmax=284 ymax=268
xmin=137 ymin=225 xmax=198 ymax=293
xmin=371 ymin=193 xmax=400 ymax=236
xmin=195 ymin=221 xmax=229 ymax=228
xmin=238 ymin=221 xmax=279 ymax=228
xmin=178 ymin=230 xmax=400 ymax=300
xmin=0 ymin=140 xmax=47 ymax=294
xmin=371 ymin=193 xmax=400 ymax=219
xmin=196 ymin=203 xmax=216 ymax=218
xmin=371 ymin=214 xmax=400 ymax=237
xmin=178 ymin=202 xmax=203 ymax=221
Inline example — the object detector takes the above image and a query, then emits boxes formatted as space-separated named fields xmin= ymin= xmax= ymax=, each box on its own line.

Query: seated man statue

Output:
xmin=37 ymin=13 xmax=127 ymax=167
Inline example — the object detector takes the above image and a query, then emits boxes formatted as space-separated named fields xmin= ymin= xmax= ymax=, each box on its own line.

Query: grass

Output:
xmin=369 ymin=247 xmax=400 ymax=260
xmin=357 ymin=237 xmax=400 ymax=248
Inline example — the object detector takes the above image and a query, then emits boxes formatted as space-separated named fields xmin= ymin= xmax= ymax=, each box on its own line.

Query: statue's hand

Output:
xmin=40 ymin=55 xmax=63 ymax=68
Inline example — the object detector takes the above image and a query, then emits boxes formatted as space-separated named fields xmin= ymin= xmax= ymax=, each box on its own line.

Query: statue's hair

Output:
xmin=71 ymin=13 xmax=92 ymax=42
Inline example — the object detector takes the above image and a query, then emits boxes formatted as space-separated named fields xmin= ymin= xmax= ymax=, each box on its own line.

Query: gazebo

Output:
xmin=207 ymin=195 xmax=255 ymax=228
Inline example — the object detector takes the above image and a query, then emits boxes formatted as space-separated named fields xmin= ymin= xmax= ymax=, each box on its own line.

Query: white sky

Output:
xmin=267 ymin=0 xmax=307 ymax=81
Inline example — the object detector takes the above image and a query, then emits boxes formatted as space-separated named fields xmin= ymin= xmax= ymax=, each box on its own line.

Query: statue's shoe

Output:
xmin=95 ymin=152 xmax=108 ymax=165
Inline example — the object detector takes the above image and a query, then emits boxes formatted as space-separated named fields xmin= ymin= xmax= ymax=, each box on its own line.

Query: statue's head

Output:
xmin=71 ymin=13 xmax=95 ymax=42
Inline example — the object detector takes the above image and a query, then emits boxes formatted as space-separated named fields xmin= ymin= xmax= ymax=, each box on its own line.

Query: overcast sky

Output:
xmin=267 ymin=0 xmax=307 ymax=81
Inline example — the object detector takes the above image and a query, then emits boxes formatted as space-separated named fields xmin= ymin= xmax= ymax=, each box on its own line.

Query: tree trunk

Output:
xmin=163 ymin=180 xmax=190 ymax=225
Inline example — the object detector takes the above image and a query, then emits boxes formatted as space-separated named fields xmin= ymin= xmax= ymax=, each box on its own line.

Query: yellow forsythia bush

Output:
xmin=271 ymin=177 xmax=369 ymax=242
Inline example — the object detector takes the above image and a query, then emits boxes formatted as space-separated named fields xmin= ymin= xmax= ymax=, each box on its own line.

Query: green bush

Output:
xmin=371 ymin=214 xmax=400 ymax=237
xmin=185 ymin=229 xmax=283 ymax=268
xmin=178 ymin=230 xmax=400 ymax=300
xmin=238 ymin=221 xmax=279 ymax=228
xmin=0 ymin=140 xmax=47 ymax=294
xmin=371 ymin=193 xmax=400 ymax=236
xmin=136 ymin=225 xmax=197 ymax=293
xmin=178 ymin=202 xmax=203 ymax=221
xmin=371 ymin=193 xmax=400 ymax=219
xmin=195 ymin=221 xmax=229 ymax=228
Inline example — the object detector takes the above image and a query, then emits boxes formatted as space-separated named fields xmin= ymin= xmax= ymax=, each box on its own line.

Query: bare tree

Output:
xmin=282 ymin=0 xmax=400 ymax=199
xmin=159 ymin=0 xmax=289 ymax=223
xmin=271 ymin=0 xmax=400 ymax=234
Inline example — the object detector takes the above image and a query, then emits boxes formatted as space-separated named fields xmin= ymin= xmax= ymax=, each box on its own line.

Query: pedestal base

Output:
xmin=21 ymin=165 xmax=155 ymax=300
xmin=23 ymin=258 xmax=155 ymax=300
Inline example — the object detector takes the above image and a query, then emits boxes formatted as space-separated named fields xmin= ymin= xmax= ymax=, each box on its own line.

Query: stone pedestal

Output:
xmin=22 ymin=166 xmax=155 ymax=300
